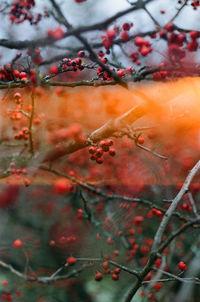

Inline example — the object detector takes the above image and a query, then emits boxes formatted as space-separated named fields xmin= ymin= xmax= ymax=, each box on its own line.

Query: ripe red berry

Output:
xmin=19 ymin=72 xmax=26 ymax=79
xmin=117 ymin=69 xmax=125 ymax=77
xmin=137 ymin=137 xmax=144 ymax=144
xmin=96 ymin=157 xmax=104 ymax=164
xmin=24 ymin=178 xmax=31 ymax=187
xmin=66 ymin=256 xmax=76 ymax=266
xmin=89 ymin=146 xmax=96 ymax=154
xmin=13 ymin=239 xmax=22 ymax=248
xmin=96 ymin=148 xmax=103 ymax=158
xmin=13 ymin=69 xmax=20 ymax=78
xmin=2 ymin=280 xmax=8 ymax=286
xmin=178 ymin=261 xmax=186 ymax=271
xmin=121 ymin=31 xmax=129 ymax=41
xmin=133 ymin=216 xmax=144 ymax=226
xmin=78 ymin=50 xmax=85 ymax=57
xmin=94 ymin=272 xmax=103 ymax=281
xmin=98 ymin=50 xmax=104 ymax=57
xmin=109 ymin=148 xmax=116 ymax=157
xmin=114 ymin=268 xmax=120 ymax=274
xmin=53 ymin=178 xmax=69 ymax=194
xmin=90 ymin=155 xmax=97 ymax=161
xmin=122 ymin=23 xmax=130 ymax=31
xmin=50 ymin=65 xmax=59 ymax=75
xmin=112 ymin=273 xmax=119 ymax=280
xmin=102 ymin=261 xmax=109 ymax=269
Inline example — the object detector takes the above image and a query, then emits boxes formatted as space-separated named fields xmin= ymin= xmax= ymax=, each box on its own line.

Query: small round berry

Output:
xmin=96 ymin=148 xmax=103 ymax=158
xmin=89 ymin=146 xmax=96 ymax=154
xmin=122 ymin=23 xmax=130 ymax=31
xmin=112 ymin=273 xmax=119 ymax=281
xmin=49 ymin=240 xmax=56 ymax=247
xmin=53 ymin=178 xmax=69 ymax=194
xmin=137 ymin=137 xmax=144 ymax=144
xmin=24 ymin=178 xmax=31 ymax=187
xmin=13 ymin=239 xmax=23 ymax=248
xmin=178 ymin=261 xmax=186 ymax=271
xmin=94 ymin=272 xmax=103 ymax=281
xmin=98 ymin=50 xmax=104 ymax=57
xmin=109 ymin=148 xmax=116 ymax=157
xmin=96 ymin=157 xmax=104 ymax=164
xmin=102 ymin=261 xmax=109 ymax=269
xmin=78 ymin=50 xmax=85 ymax=57
xmin=114 ymin=268 xmax=120 ymax=274
xmin=106 ymin=139 xmax=113 ymax=146
xmin=66 ymin=256 xmax=76 ymax=266
xmin=2 ymin=280 xmax=8 ymax=286
xmin=113 ymin=250 xmax=119 ymax=256
xmin=99 ymin=140 xmax=106 ymax=148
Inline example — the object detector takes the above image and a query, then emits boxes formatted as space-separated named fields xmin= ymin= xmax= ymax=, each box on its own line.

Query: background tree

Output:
xmin=0 ymin=0 xmax=200 ymax=301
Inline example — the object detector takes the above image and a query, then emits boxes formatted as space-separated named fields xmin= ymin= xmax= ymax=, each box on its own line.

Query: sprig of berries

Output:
xmin=88 ymin=139 xmax=115 ymax=164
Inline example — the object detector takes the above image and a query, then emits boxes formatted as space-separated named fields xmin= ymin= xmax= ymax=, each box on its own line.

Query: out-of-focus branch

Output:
xmin=170 ymin=0 xmax=189 ymax=23
xmin=44 ymin=103 xmax=146 ymax=162
xmin=39 ymin=165 xmax=189 ymax=222
xmin=152 ymin=160 xmax=200 ymax=252
xmin=0 ymin=0 xmax=152 ymax=50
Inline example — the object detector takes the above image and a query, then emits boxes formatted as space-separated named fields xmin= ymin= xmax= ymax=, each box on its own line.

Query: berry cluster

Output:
xmin=49 ymin=53 xmax=85 ymax=76
xmin=27 ymin=48 xmax=43 ymax=65
xmin=94 ymin=261 xmax=121 ymax=282
xmin=0 ymin=64 xmax=27 ymax=82
xmin=88 ymin=139 xmax=115 ymax=164
xmin=9 ymin=0 xmax=48 ymax=24
xmin=9 ymin=163 xmax=30 ymax=186
xmin=101 ymin=23 xmax=133 ymax=53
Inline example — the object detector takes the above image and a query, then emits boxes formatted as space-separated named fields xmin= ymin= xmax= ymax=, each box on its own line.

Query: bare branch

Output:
xmin=152 ymin=160 xmax=200 ymax=252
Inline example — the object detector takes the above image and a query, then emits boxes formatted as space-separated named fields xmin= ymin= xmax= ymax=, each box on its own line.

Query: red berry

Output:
xmin=13 ymin=239 xmax=22 ymax=248
xmin=2 ymin=280 xmax=8 ymax=286
xmin=114 ymin=268 xmax=120 ymax=274
xmin=165 ymin=22 xmax=174 ymax=32
xmin=190 ymin=30 xmax=199 ymax=40
xmin=133 ymin=216 xmax=144 ymax=225
xmin=53 ymin=178 xmax=69 ymax=194
xmin=50 ymin=65 xmax=59 ymax=75
xmin=24 ymin=178 xmax=31 ymax=187
xmin=102 ymin=261 xmax=109 ymax=269
xmin=121 ymin=31 xmax=129 ymax=41
xmin=98 ymin=51 xmax=104 ymax=57
xmin=13 ymin=70 xmax=20 ymax=78
xmin=78 ymin=50 xmax=85 ymax=57
xmin=117 ymin=69 xmax=125 ymax=77
xmin=49 ymin=240 xmax=55 ymax=247
xmin=19 ymin=72 xmax=26 ymax=79
xmin=178 ymin=261 xmax=186 ymax=271
xmin=94 ymin=272 xmax=103 ymax=281
xmin=137 ymin=137 xmax=144 ymax=144
xmin=96 ymin=148 xmax=103 ymax=157
xmin=122 ymin=23 xmax=130 ymax=31
xmin=66 ymin=256 xmax=76 ymax=266
xmin=112 ymin=273 xmax=119 ymax=280
xmin=96 ymin=157 xmax=104 ymax=164
xmin=109 ymin=148 xmax=116 ymax=157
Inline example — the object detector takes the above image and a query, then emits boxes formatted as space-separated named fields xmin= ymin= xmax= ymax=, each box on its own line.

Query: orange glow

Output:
xmin=1 ymin=77 xmax=200 ymax=186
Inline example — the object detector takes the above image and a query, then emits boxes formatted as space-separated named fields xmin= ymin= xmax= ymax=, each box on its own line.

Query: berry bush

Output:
xmin=0 ymin=0 xmax=200 ymax=302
